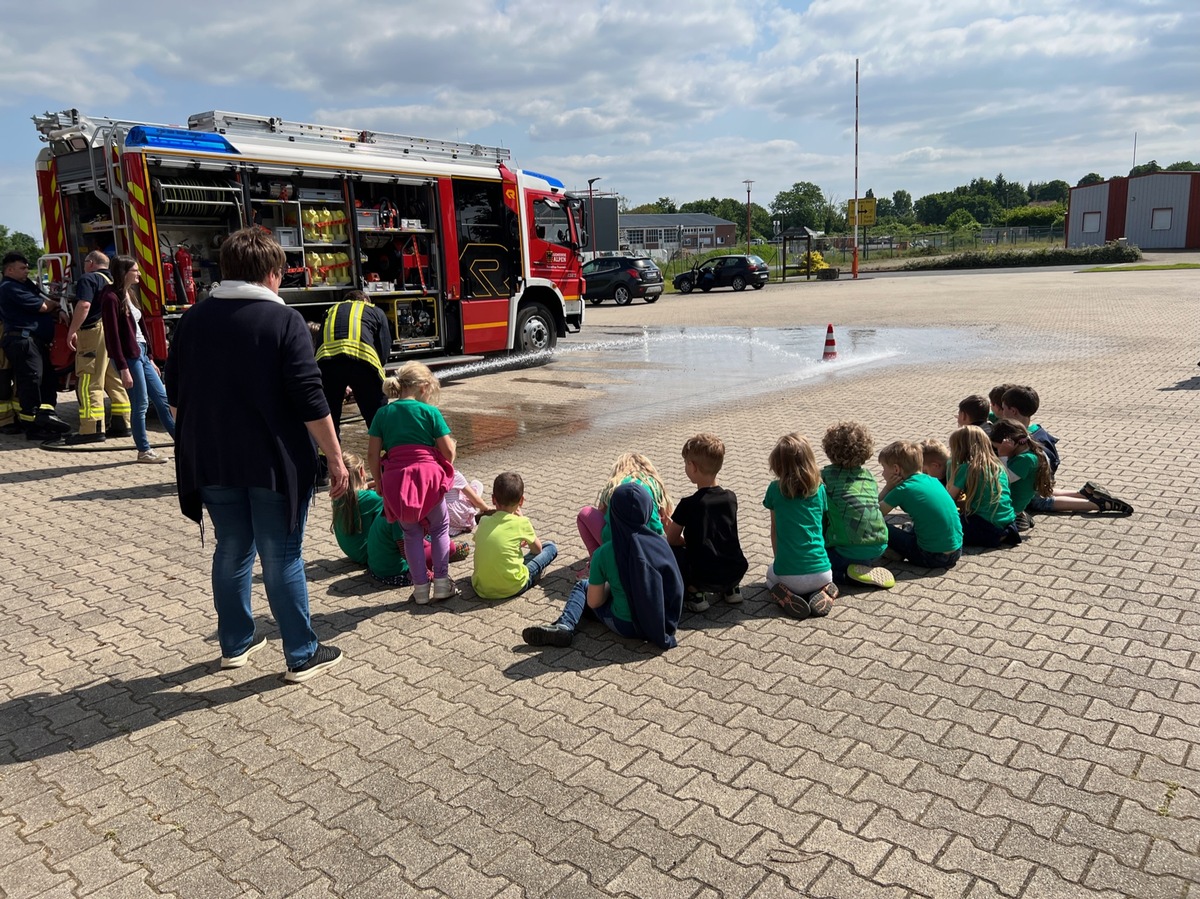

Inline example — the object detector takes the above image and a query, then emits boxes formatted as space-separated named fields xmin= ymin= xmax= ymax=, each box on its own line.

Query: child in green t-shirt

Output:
xmin=763 ymin=432 xmax=837 ymax=620
xmin=878 ymin=440 xmax=963 ymax=569
xmin=471 ymin=472 xmax=558 ymax=600
xmin=947 ymin=426 xmax=1020 ymax=548
xmin=820 ymin=422 xmax=894 ymax=589
xmin=331 ymin=452 xmax=384 ymax=565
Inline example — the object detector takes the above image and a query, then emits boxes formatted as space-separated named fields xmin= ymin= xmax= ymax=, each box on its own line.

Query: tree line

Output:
xmin=624 ymin=160 xmax=1197 ymax=241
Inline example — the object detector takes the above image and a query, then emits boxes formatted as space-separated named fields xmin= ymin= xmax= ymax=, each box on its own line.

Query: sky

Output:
xmin=1 ymin=0 xmax=1197 ymax=240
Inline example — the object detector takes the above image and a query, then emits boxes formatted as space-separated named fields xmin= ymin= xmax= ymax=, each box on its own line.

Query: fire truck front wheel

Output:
xmin=514 ymin=304 xmax=557 ymax=353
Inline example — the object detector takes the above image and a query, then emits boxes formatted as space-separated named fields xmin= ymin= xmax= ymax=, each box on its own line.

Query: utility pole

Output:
xmin=743 ymin=179 xmax=754 ymax=253
xmin=587 ymin=177 xmax=602 ymax=261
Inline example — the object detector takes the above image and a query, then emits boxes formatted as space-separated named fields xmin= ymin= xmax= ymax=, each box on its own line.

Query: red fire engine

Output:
xmin=32 ymin=109 xmax=587 ymax=366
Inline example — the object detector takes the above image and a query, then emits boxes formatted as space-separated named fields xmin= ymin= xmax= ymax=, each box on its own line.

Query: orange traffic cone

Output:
xmin=821 ymin=324 xmax=838 ymax=361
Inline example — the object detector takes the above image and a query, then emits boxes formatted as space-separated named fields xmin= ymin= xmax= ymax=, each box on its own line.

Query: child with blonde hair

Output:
xmin=820 ymin=422 xmax=893 ymax=589
xmin=947 ymin=426 xmax=1020 ymax=547
xmin=763 ymin=433 xmax=837 ymax=620
xmin=331 ymin=451 xmax=383 ymax=565
xmin=879 ymin=440 xmax=962 ymax=569
xmin=920 ymin=438 xmax=950 ymax=484
xmin=577 ymin=452 xmax=673 ymax=558
xmin=368 ymin=361 xmax=456 ymax=603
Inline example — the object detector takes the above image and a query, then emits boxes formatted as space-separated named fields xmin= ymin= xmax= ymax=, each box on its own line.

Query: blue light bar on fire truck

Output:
xmin=125 ymin=126 xmax=239 ymax=155
xmin=520 ymin=170 xmax=564 ymax=189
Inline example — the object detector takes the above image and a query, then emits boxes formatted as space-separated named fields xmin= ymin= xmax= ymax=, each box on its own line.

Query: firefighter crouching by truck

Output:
xmin=314 ymin=289 xmax=392 ymax=439
xmin=0 ymin=252 xmax=72 ymax=441
xmin=62 ymin=251 xmax=132 ymax=444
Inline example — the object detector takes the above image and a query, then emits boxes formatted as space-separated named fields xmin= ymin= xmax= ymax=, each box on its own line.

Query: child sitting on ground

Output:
xmin=577 ymin=452 xmax=673 ymax=559
xmin=947 ymin=426 xmax=1020 ymax=547
xmin=999 ymin=385 xmax=1134 ymax=519
xmin=522 ymin=482 xmax=682 ymax=649
xmin=820 ymin=422 xmax=894 ymax=589
xmin=958 ymin=394 xmax=993 ymax=436
xmin=331 ymin=451 xmax=384 ymax=565
xmin=878 ymin=440 xmax=963 ymax=569
xmin=763 ymin=433 xmax=837 ymax=620
xmin=988 ymin=383 xmax=1018 ymax=423
xmin=988 ymin=418 xmax=1055 ymax=519
xmin=664 ymin=433 xmax=749 ymax=611
xmin=920 ymin=438 xmax=950 ymax=485
xmin=446 ymin=469 xmax=491 ymax=536
xmin=471 ymin=472 xmax=558 ymax=600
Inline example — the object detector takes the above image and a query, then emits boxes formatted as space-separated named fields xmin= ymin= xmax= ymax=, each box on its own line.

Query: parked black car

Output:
xmin=582 ymin=256 xmax=663 ymax=305
xmin=673 ymin=255 xmax=769 ymax=293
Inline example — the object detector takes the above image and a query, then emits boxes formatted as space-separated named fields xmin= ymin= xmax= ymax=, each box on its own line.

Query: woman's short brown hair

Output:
xmin=219 ymin=227 xmax=286 ymax=284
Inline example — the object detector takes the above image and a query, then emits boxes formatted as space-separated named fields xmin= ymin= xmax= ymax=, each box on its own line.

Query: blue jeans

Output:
xmin=201 ymin=486 xmax=318 ymax=668
xmin=517 ymin=541 xmax=559 ymax=595
xmin=886 ymin=523 xmax=961 ymax=569
xmin=129 ymin=343 xmax=176 ymax=453
xmin=555 ymin=578 xmax=641 ymax=639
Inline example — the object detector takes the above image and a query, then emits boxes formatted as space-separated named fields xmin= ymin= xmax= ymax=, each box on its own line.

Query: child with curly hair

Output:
xmin=821 ymin=422 xmax=894 ymax=589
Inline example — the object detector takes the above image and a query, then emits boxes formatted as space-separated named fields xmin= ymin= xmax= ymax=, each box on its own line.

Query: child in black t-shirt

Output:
xmin=665 ymin=433 xmax=749 ymax=612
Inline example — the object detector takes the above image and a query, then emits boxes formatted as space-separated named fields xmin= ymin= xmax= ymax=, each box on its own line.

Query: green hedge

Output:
xmin=899 ymin=243 xmax=1141 ymax=271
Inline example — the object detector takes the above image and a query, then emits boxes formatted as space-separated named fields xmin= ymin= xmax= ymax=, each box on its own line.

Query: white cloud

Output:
xmin=0 ymin=0 xmax=1197 ymax=238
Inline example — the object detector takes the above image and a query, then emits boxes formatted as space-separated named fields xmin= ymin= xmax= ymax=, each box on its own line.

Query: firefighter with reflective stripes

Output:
xmin=0 ymin=323 xmax=17 ymax=434
xmin=63 ymin=251 xmax=131 ymax=443
xmin=314 ymin=289 xmax=392 ymax=438
xmin=0 ymin=252 xmax=72 ymax=440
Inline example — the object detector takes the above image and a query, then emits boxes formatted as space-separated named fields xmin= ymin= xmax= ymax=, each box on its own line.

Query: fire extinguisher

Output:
xmin=175 ymin=244 xmax=196 ymax=304
xmin=161 ymin=251 xmax=176 ymax=303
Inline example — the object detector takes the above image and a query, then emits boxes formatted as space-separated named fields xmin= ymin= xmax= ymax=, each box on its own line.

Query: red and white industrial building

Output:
xmin=1067 ymin=170 xmax=1200 ymax=249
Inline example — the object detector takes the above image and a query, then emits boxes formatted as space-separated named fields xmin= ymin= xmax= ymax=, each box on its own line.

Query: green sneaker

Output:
xmin=847 ymin=564 xmax=895 ymax=589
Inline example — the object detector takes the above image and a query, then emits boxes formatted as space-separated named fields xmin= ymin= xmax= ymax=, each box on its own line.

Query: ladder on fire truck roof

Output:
xmin=188 ymin=110 xmax=512 ymax=166
xmin=33 ymin=110 xmax=138 ymax=258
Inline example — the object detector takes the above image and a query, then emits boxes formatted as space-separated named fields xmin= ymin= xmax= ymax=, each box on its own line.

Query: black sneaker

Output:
xmin=683 ymin=589 xmax=710 ymax=613
xmin=521 ymin=624 xmax=574 ymax=647
xmin=65 ymin=432 xmax=106 ymax=445
xmin=284 ymin=644 xmax=343 ymax=683
xmin=106 ymin=422 xmax=131 ymax=438
xmin=1014 ymin=511 xmax=1035 ymax=532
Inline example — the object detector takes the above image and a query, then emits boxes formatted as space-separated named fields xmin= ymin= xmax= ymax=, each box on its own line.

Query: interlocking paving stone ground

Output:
xmin=1 ymin=259 xmax=1198 ymax=898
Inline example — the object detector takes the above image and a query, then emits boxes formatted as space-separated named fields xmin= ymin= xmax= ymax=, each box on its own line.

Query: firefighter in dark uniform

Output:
xmin=0 ymin=252 xmax=72 ymax=441
xmin=314 ymin=289 xmax=392 ymax=438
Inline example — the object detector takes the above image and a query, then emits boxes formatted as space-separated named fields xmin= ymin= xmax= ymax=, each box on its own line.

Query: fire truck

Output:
xmin=32 ymin=109 xmax=587 ymax=367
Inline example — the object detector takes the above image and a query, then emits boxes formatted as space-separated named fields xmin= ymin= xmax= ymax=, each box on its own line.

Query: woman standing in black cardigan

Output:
xmin=165 ymin=228 xmax=349 ymax=683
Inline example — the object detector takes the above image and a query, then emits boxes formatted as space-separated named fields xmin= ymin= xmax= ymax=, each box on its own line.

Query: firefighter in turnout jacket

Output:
xmin=314 ymin=289 xmax=392 ymax=438
xmin=64 ymin=251 xmax=131 ymax=443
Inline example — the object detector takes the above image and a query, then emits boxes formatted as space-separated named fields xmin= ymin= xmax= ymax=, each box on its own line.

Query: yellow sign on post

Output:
xmin=847 ymin=197 xmax=876 ymax=227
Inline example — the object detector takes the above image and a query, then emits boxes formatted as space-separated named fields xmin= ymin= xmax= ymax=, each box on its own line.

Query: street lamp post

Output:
xmin=742 ymin=179 xmax=754 ymax=254
xmin=587 ymin=177 xmax=602 ymax=261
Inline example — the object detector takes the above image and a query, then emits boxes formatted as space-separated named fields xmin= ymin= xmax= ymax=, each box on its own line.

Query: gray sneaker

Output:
xmin=137 ymin=450 xmax=169 ymax=464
